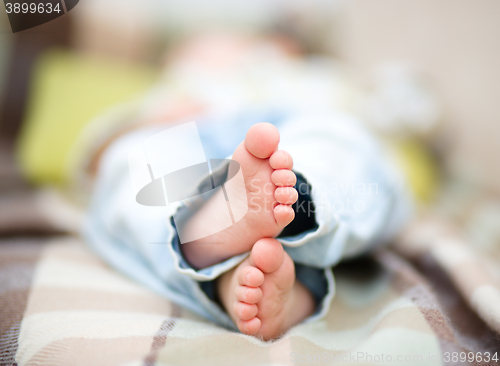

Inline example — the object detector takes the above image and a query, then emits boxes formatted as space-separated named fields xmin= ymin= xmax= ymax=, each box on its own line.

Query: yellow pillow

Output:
xmin=17 ymin=50 xmax=157 ymax=185
xmin=391 ymin=138 xmax=440 ymax=203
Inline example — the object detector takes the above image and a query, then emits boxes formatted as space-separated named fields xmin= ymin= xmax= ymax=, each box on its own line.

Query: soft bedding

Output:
xmin=1 ymin=143 xmax=499 ymax=365
xmin=1 ymin=224 xmax=499 ymax=365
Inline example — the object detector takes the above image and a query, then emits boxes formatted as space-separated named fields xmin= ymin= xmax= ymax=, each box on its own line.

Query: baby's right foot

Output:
xmin=217 ymin=238 xmax=315 ymax=340
xmin=181 ymin=123 xmax=298 ymax=269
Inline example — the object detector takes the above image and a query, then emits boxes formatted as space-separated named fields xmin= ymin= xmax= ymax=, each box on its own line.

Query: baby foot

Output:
xmin=181 ymin=123 xmax=299 ymax=269
xmin=217 ymin=238 xmax=315 ymax=341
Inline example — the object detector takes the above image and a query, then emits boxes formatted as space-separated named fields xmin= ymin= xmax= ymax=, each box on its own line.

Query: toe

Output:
xmin=236 ymin=286 xmax=263 ymax=304
xmin=250 ymin=238 xmax=284 ymax=273
xmin=274 ymin=204 xmax=295 ymax=227
xmin=270 ymin=150 xmax=293 ymax=170
xmin=244 ymin=123 xmax=280 ymax=159
xmin=238 ymin=265 xmax=265 ymax=287
xmin=234 ymin=301 xmax=258 ymax=320
xmin=275 ymin=187 xmax=298 ymax=205
xmin=237 ymin=317 xmax=261 ymax=335
xmin=271 ymin=169 xmax=297 ymax=187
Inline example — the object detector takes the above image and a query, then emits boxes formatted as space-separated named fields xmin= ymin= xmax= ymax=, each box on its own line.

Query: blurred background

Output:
xmin=2 ymin=3 xmax=500 ymax=361
xmin=0 ymin=0 xmax=499 ymax=241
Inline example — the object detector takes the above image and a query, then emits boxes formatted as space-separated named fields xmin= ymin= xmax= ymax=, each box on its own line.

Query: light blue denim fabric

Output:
xmin=83 ymin=109 xmax=413 ymax=330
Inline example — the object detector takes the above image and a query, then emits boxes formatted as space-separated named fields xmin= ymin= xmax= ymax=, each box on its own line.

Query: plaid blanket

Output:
xmin=1 ymin=146 xmax=499 ymax=365
xmin=2 ymin=230 xmax=499 ymax=366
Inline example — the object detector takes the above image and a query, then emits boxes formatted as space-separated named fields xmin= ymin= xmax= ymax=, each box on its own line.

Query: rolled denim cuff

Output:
xmin=197 ymin=256 xmax=336 ymax=326
xmin=168 ymin=171 xmax=335 ymax=327
xmin=168 ymin=217 xmax=249 ymax=282
xmin=298 ymin=265 xmax=335 ymax=323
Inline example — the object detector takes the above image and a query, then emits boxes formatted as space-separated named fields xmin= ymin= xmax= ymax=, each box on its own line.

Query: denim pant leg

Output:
xmin=276 ymin=111 xmax=414 ymax=267
xmin=84 ymin=128 xmax=245 ymax=330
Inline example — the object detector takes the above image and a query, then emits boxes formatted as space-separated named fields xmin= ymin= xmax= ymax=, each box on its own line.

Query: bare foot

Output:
xmin=181 ymin=123 xmax=298 ymax=269
xmin=217 ymin=238 xmax=315 ymax=341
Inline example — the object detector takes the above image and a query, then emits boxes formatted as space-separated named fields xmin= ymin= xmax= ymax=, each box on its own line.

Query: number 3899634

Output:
xmin=5 ymin=2 xmax=62 ymax=14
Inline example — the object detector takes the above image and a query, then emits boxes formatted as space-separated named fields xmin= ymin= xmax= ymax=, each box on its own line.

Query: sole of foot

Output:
xmin=217 ymin=238 xmax=315 ymax=341
xmin=181 ymin=123 xmax=298 ymax=269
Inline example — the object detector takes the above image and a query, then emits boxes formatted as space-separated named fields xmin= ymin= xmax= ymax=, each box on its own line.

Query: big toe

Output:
xmin=244 ymin=123 xmax=280 ymax=159
xmin=237 ymin=317 xmax=261 ymax=335
xmin=250 ymin=238 xmax=284 ymax=273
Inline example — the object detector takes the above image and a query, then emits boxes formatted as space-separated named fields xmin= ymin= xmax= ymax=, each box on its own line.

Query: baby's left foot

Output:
xmin=217 ymin=238 xmax=315 ymax=341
